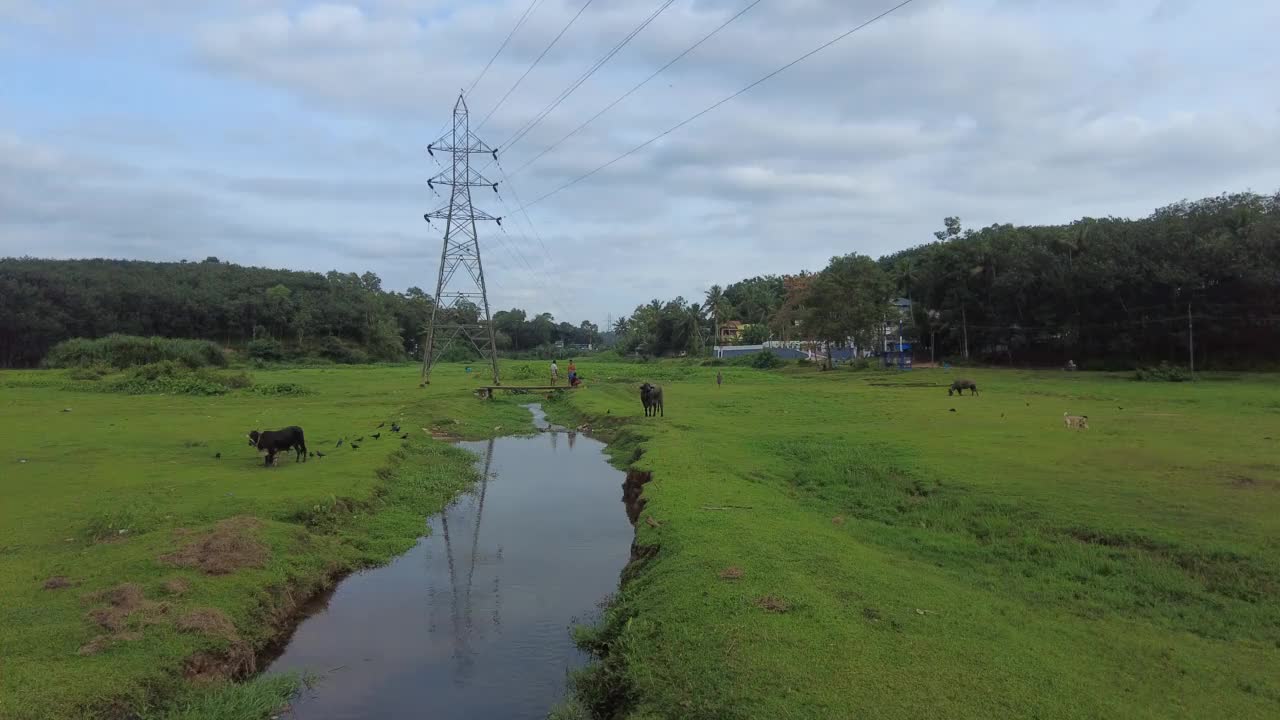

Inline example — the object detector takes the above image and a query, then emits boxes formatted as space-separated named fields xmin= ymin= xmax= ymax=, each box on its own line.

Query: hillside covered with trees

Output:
xmin=610 ymin=191 xmax=1280 ymax=368
xmin=0 ymin=257 xmax=598 ymax=368
xmin=3 ymin=191 xmax=1277 ymax=370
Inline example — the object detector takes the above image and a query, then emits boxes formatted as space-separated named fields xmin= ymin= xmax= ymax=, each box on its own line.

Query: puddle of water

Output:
xmin=266 ymin=405 xmax=631 ymax=719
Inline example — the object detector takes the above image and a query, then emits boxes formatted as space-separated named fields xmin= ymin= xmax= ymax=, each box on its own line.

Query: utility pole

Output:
xmin=421 ymin=92 xmax=503 ymax=386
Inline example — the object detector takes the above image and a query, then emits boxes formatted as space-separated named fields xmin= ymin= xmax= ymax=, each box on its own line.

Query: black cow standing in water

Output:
xmin=248 ymin=426 xmax=307 ymax=467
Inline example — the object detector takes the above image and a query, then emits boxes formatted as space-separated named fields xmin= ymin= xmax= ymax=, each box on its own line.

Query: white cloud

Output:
xmin=2 ymin=0 xmax=1278 ymax=323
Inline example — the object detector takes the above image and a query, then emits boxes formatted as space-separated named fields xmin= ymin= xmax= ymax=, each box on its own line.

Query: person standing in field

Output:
xmin=550 ymin=359 xmax=559 ymax=385
xmin=716 ymin=370 xmax=723 ymax=389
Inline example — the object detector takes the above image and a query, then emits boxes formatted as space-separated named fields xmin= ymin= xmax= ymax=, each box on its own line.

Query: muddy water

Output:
xmin=266 ymin=405 xmax=631 ymax=719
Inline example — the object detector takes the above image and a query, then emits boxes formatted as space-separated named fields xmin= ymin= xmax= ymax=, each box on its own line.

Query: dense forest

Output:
xmin=610 ymin=191 xmax=1280 ymax=368
xmin=3 ymin=191 xmax=1277 ymax=370
xmin=0 ymin=257 xmax=599 ymax=368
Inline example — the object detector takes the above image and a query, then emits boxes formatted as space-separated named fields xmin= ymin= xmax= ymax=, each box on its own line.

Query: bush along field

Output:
xmin=549 ymin=365 xmax=1280 ymax=720
xmin=0 ymin=363 xmax=533 ymax=720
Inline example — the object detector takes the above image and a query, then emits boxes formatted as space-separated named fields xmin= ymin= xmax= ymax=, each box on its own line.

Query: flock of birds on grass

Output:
xmin=215 ymin=421 xmax=410 ymax=462
xmin=324 ymin=421 xmax=410 ymax=456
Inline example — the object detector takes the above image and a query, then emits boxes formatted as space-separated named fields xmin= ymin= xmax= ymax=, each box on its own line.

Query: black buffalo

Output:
xmin=248 ymin=426 xmax=307 ymax=467
xmin=948 ymin=379 xmax=978 ymax=396
xmin=640 ymin=383 xmax=664 ymax=417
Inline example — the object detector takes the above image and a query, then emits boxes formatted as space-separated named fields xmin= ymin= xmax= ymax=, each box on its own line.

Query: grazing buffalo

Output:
xmin=248 ymin=426 xmax=307 ymax=467
xmin=639 ymin=383 xmax=664 ymax=418
xmin=948 ymin=379 xmax=978 ymax=396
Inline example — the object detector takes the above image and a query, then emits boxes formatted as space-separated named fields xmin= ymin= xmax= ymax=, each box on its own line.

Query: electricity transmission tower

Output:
xmin=421 ymin=92 xmax=503 ymax=386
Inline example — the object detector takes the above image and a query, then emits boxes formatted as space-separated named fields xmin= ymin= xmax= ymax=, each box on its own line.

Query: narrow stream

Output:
xmin=266 ymin=404 xmax=631 ymax=719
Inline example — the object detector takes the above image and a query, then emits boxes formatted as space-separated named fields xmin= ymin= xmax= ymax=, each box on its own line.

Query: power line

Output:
xmin=493 ymin=185 xmax=575 ymax=318
xmin=509 ymin=0 xmax=765 ymax=178
xmin=466 ymin=0 xmax=546 ymax=97
xmin=498 ymin=0 xmax=678 ymax=155
xmin=517 ymin=0 xmax=917 ymax=210
xmin=477 ymin=0 xmax=596 ymax=131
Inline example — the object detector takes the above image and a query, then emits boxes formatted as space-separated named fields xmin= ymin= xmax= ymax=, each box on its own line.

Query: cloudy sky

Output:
xmin=2 ymin=0 xmax=1278 ymax=326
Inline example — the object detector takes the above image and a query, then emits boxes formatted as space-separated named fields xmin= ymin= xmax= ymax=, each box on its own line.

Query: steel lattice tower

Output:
xmin=421 ymin=92 xmax=503 ymax=386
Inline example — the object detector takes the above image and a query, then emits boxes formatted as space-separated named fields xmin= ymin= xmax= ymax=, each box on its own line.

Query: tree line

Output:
xmin=4 ymin=191 xmax=1276 ymax=370
xmin=610 ymin=191 xmax=1280 ymax=368
xmin=0 ymin=257 xmax=598 ymax=368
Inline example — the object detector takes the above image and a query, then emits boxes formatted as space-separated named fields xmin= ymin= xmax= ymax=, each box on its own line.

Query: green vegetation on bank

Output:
xmin=0 ymin=364 xmax=531 ymax=720
xmin=552 ymin=364 xmax=1280 ymax=719
xmin=5 ymin=357 xmax=1280 ymax=720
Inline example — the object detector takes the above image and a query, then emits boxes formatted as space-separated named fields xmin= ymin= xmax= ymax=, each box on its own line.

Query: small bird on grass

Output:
xmin=401 ymin=433 xmax=409 ymax=440
xmin=350 ymin=443 xmax=360 ymax=450
xmin=949 ymin=408 xmax=957 ymax=413
xmin=377 ymin=422 xmax=385 ymax=428
xmin=336 ymin=439 xmax=344 ymax=448
xmin=355 ymin=436 xmax=364 ymax=442
xmin=214 ymin=452 xmax=221 ymax=459
xmin=315 ymin=451 xmax=326 ymax=458
xmin=391 ymin=423 xmax=401 ymax=433
xmin=371 ymin=433 xmax=381 ymax=440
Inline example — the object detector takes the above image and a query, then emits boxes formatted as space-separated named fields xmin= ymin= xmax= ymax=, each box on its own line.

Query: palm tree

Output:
xmin=686 ymin=302 xmax=706 ymax=355
xmin=704 ymin=285 xmax=728 ymax=347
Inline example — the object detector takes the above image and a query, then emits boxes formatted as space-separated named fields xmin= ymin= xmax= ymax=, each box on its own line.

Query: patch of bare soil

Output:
xmin=831 ymin=515 xmax=846 ymax=526
xmin=719 ymin=566 xmax=744 ymax=581
xmin=160 ymin=516 xmax=268 ymax=575
xmin=162 ymin=577 xmax=191 ymax=595
xmin=83 ymin=582 xmax=169 ymax=632
xmin=755 ymin=595 xmax=791 ymax=613
xmin=77 ymin=632 xmax=142 ymax=656
xmin=176 ymin=608 xmax=240 ymax=643
xmin=42 ymin=575 xmax=74 ymax=590
xmin=1229 ymin=475 xmax=1277 ymax=490
xmin=183 ymin=644 xmax=256 ymax=684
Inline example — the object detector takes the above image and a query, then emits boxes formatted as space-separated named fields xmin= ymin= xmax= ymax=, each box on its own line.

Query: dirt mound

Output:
xmin=176 ymin=608 xmax=240 ymax=643
xmin=42 ymin=576 xmax=74 ymax=590
xmin=719 ymin=566 xmax=744 ymax=580
xmin=755 ymin=595 xmax=791 ymax=613
xmin=160 ymin=516 xmax=268 ymax=575
xmin=83 ymin=582 xmax=168 ymax=632
xmin=183 ymin=644 xmax=256 ymax=684
xmin=162 ymin=577 xmax=191 ymax=595
xmin=77 ymin=632 xmax=141 ymax=656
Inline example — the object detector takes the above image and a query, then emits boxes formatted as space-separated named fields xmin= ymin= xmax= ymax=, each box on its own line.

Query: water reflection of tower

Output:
xmin=434 ymin=438 xmax=501 ymax=686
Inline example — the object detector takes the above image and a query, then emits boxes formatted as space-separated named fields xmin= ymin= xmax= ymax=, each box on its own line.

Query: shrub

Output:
xmin=246 ymin=338 xmax=285 ymax=363
xmin=745 ymin=350 xmax=785 ymax=370
xmin=67 ymin=363 xmax=113 ymax=381
xmin=1134 ymin=361 xmax=1190 ymax=382
xmin=846 ymin=357 xmax=875 ymax=371
xmin=103 ymin=362 xmax=251 ymax=396
xmin=317 ymin=336 xmax=369 ymax=365
xmin=701 ymin=358 xmax=727 ymax=367
xmin=251 ymin=382 xmax=313 ymax=396
xmin=44 ymin=335 xmax=226 ymax=369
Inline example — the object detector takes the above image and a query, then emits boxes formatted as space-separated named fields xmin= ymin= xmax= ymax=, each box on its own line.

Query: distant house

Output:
xmin=880 ymin=298 xmax=913 ymax=368
xmin=718 ymin=320 xmax=744 ymax=344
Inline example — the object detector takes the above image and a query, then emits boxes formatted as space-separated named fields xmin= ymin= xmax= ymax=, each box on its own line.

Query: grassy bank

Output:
xmin=554 ymin=365 xmax=1280 ymax=719
xmin=0 ymin=364 xmax=531 ymax=720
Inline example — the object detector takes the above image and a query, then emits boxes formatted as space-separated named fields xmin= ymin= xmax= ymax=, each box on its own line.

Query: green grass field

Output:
xmin=0 ymin=364 xmax=532 ymax=720
xmin=2 ymin=360 xmax=1279 ymax=719
xmin=550 ymin=363 xmax=1280 ymax=719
